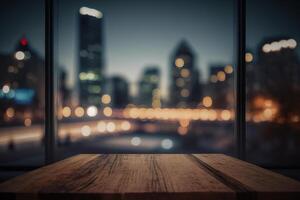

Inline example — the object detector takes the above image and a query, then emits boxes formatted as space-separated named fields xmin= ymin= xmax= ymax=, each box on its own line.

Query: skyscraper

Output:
xmin=257 ymin=38 xmax=299 ymax=91
xmin=0 ymin=37 xmax=44 ymax=124
xmin=249 ymin=38 xmax=300 ymax=118
xmin=206 ymin=64 xmax=233 ymax=109
xmin=78 ymin=7 xmax=105 ymax=106
xmin=138 ymin=67 xmax=161 ymax=108
xmin=169 ymin=40 xmax=201 ymax=108
xmin=0 ymin=37 xmax=44 ymax=109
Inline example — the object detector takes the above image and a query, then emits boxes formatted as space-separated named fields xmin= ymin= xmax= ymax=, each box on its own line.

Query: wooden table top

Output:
xmin=1 ymin=154 xmax=300 ymax=200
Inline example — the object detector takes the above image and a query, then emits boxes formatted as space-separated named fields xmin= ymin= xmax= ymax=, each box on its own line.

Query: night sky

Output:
xmin=0 ymin=0 xmax=299 ymax=98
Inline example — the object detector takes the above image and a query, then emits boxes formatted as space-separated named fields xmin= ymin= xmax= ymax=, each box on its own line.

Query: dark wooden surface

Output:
xmin=0 ymin=154 xmax=300 ymax=200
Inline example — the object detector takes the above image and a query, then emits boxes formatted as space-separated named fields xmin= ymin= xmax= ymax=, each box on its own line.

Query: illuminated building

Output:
xmin=205 ymin=65 xmax=234 ymax=109
xmin=247 ymin=38 xmax=300 ymax=119
xmin=258 ymin=38 xmax=300 ymax=89
xmin=107 ymin=76 xmax=129 ymax=108
xmin=169 ymin=40 xmax=201 ymax=108
xmin=247 ymin=38 xmax=300 ymax=97
xmin=138 ymin=67 xmax=161 ymax=107
xmin=78 ymin=7 xmax=105 ymax=106
xmin=0 ymin=37 xmax=44 ymax=123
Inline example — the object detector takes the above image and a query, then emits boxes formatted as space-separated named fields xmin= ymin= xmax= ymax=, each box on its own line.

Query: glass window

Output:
xmin=54 ymin=0 xmax=236 ymax=159
xmin=0 ymin=0 xmax=45 ymax=179
xmin=246 ymin=0 xmax=300 ymax=167
xmin=1 ymin=0 xmax=300 ymax=182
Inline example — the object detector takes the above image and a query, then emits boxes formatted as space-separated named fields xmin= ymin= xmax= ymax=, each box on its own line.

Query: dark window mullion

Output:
xmin=235 ymin=0 xmax=246 ymax=160
xmin=45 ymin=0 xmax=56 ymax=164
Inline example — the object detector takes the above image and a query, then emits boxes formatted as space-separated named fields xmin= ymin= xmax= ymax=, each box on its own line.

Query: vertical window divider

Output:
xmin=235 ymin=0 xmax=246 ymax=160
xmin=45 ymin=0 xmax=56 ymax=164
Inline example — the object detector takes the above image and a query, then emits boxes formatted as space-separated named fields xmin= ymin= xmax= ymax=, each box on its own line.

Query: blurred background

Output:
xmin=0 ymin=0 xmax=300 ymax=180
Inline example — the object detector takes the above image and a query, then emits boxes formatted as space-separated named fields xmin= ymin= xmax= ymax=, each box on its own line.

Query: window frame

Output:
xmin=43 ymin=0 xmax=247 ymax=163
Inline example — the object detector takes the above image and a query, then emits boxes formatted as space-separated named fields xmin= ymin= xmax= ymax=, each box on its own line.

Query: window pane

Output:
xmin=246 ymin=0 xmax=300 ymax=167
xmin=0 ymin=0 xmax=45 ymax=179
xmin=55 ymin=0 xmax=235 ymax=158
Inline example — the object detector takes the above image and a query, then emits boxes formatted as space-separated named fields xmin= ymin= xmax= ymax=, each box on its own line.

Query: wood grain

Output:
xmin=0 ymin=154 xmax=235 ymax=200
xmin=0 ymin=154 xmax=299 ymax=200
xmin=193 ymin=154 xmax=300 ymax=200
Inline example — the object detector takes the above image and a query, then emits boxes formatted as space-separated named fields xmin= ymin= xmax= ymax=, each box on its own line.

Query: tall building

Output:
xmin=0 ymin=37 xmax=44 ymax=123
xmin=169 ymin=40 xmax=201 ymax=108
xmin=256 ymin=38 xmax=300 ymax=92
xmin=138 ymin=67 xmax=161 ymax=108
xmin=247 ymin=38 xmax=300 ymax=117
xmin=205 ymin=64 xmax=233 ymax=109
xmin=106 ymin=76 xmax=129 ymax=108
xmin=78 ymin=7 xmax=105 ymax=106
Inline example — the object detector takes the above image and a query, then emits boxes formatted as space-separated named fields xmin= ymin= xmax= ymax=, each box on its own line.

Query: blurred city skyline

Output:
xmin=1 ymin=0 xmax=300 ymax=170
xmin=1 ymin=0 xmax=300 ymax=98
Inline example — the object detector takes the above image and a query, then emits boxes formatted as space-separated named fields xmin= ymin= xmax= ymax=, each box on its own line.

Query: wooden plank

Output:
xmin=0 ymin=154 xmax=99 ymax=199
xmin=193 ymin=154 xmax=300 ymax=200
xmin=2 ymin=154 xmax=299 ymax=200
xmin=0 ymin=154 xmax=235 ymax=200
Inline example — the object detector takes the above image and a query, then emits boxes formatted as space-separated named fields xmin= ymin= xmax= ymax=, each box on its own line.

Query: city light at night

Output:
xmin=2 ymin=84 xmax=10 ymax=94
xmin=1 ymin=0 xmax=300 ymax=174
xmin=101 ymin=94 xmax=111 ymax=104
xmin=131 ymin=137 xmax=141 ymax=146
xmin=87 ymin=106 xmax=98 ymax=117
xmin=245 ymin=52 xmax=253 ymax=63
xmin=15 ymin=51 xmax=25 ymax=60
xmin=75 ymin=107 xmax=85 ymax=117
xmin=79 ymin=7 xmax=103 ymax=19
xmin=262 ymin=38 xmax=297 ymax=53
xmin=202 ymin=96 xmax=213 ymax=108
xmin=161 ymin=139 xmax=173 ymax=150
xmin=224 ymin=65 xmax=233 ymax=74
xmin=175 ymin=58 xmax=184 ymax=68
